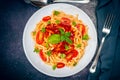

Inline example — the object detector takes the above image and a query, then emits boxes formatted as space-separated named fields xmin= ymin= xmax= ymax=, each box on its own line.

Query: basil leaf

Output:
xmin=59 ymin=28 xmax=65 ymax=35
xmin=65 ymin=32 xmax=71 ymax=37
xmin=33 ymin=48 xmax=40 ymax=53
xmin=82 ymin=34 xmax=89 ymax=40
xmin=48 ymin=34 xmax=61 ymax=44
xmin=65 ymin=37 xmax=72 ymax=44
xmin=60 ymin=35 xmax=66 ymax=42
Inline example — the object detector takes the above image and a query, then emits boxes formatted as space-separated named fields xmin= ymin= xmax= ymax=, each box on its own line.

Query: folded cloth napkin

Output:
xmin=88 ymin=0 xmax=120 ymax=80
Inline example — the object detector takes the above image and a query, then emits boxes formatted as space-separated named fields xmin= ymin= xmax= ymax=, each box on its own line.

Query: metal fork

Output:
xmin=89 ymin=13 xmax=114 ymax=73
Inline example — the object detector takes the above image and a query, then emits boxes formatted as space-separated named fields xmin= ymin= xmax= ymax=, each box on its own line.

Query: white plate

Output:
xmin=23 ymin=3 xmax=97 ymax=77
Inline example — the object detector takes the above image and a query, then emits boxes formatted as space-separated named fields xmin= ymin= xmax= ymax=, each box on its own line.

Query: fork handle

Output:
xmin=89 ymin=37 xmax=105 ymax=73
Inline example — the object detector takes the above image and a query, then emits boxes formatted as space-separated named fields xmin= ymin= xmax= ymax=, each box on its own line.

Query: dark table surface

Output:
xmin=0 ymin=0 xmax=97 ymax=80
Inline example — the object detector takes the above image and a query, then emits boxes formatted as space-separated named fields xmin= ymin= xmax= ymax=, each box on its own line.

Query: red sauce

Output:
xmin=43 ymin=17 xmax=78 ymax=61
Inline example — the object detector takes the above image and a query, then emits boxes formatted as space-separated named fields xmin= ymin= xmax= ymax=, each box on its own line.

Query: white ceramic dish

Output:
xmin=23 ymin=3 xmax=97 ymax=77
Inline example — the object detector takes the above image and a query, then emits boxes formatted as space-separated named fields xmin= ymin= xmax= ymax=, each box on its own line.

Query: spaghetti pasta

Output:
xmin=31 ymin=10 xmax=89 ymax=70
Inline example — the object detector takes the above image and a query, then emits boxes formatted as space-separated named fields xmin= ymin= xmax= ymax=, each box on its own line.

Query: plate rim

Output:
xmin=22 ymin=3 xmax=97 ymax=77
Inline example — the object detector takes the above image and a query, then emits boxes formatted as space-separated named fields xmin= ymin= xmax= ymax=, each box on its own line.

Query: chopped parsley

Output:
xmin=72 ymin=21 xmax=76 ymax=26
xmin=32 ymin=31 xmax=36 ymax=35
xmin=53 ymin=10 xmax=60 ymax=15
xmin=60 ymin=53 xmax=66 ymax=59
xmin=65 ymin=45 xmax=69 ymax=51
xmin=76 ymin=44 xmax=81 ymax=48
xmin=47 ymin=21 xmax=51 ymax=25
xmin=41 ymin=27 xmax=46 ymax=33
xmin=46 ymin=50 xmax=52 ymax=56
xmin=52 ymin=65 xmax=57 ymax=70
xmin=82 ymin=34 xmax=89 ymax=40
xmin=55 ymin=20 xmax=60 ymax=24
xmin=33 ymin=48 xmax=40 ymax=53
xmin=73 ymin=62 xmax=77 ymax=66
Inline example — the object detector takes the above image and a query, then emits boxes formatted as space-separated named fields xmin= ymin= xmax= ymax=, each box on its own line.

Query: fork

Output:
xmin=89 ymin=13 xmax=114 ymax=73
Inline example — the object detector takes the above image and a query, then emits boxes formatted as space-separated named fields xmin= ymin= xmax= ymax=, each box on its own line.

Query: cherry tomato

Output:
xmin=66 ymin=49 xmax=78 ymax=61
xmin=70 ymin=30 xmax=75 ymax=42
xmin=36 ymin=31 xmax=44 ymax=44
xmin=44 ymin=31 xmax=49 ymax=38
xmin=66 ymin=53 xmax=73 ymax=61
xmin=59 ymin=17 xmax=71 ymax=31
xmin=70 ymin=45 xmax=75 ymax=50
xmin=72 ymin=49 xmax=78 ymax=58
xmin=76 ymin=24 xmax=86 ymax=36
xmin=61 ymin=17 xmax=71 ymax=24
xmin=57 ymin=62 xmax=65 ymax=68
xmin=42 ymin=16 xmax=51 ymax=22
xmin=46 ymin=24 xmax=60 ymax=34
xmin=81 ymin=24 xmax=86 ymax=36
xmin=39 ymin=50 xmax=47 ymax=62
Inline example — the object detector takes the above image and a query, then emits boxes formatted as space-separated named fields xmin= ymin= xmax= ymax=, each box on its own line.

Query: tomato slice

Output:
xmin=61 ymin=17 xmax=71 ymax=24
xmin=57 ymin=62 xmax=65 ymax=68
xmin=42 ymin=16 xmax=51 ymax=22
xmin=39 ymin=50 xmax=47 ymax=62
xmin=36 ymin=31 xmax=44 ymax=45
xmin=81 ymin=24 xmax=86 ymax=36
xmin=59 ymin=17 xmax=71 ymax=31
xmin=44 ymin=31 xmax=49 ymax=38
xmin=66 ymin=53 xmax=73 ymax=61
xmin=76 ymin=24 xmax=86 ymax=36
xmin=72 ymin=49 xmax=78 ymax=58
xmin=76 ymin=24 xmax=80 ymax=30
xmin=66 ymin=49 xmax=78 ymax=61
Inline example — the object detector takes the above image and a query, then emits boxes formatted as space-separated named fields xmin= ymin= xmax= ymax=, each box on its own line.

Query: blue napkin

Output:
xmin=88 ymin=0 xmax=120 ymax=80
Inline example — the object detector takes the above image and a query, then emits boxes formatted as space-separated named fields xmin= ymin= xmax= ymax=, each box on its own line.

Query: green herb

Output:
xmin=65 ymin=32 xmax=71 ymax=37
xmin=48 ymin=34 xmax=61 ymax=44
xmin=41 ymin=27 xmax=46 ymax=33
xmin=55 ymin=20 xmax=60 ymax=24
xmin=60 ymin=53 xmax=66 ymax=59
xmin=60 ymin=35 xmax=72 ymax=44
xmin=46 ymin=50 xmax=51 ymax=56
xmin=65 ymin=45 xmax=69 ymax=51
xmin=45 ymin=43 xmax=49 ymax=48
xmin=73 ymin=62 xmax=77 ymax=66
xmin=47 ymin=21 xmax=51 ymax=25
xmin=60 ymin=35 xmax=66 ymax=42
xmin=76 ymin=44 xmax=81 ymax=48
xmin=59 ymin=28 xmax=72 ymax=44
xmin=65 ymin=37 xmax=72 ymax=44
xmin=59 ymin=28 xmax=65 ymax=35
xmin=82 ymin=34 xmax=89 ymax=40
xmin=33 ymin=48 xmax=40 ymax=53
xmin=52 ymin=65 xmax=57 ymax=70
xmin=72 ymin=21 xmax=76 ymax=26
xmin=53 ymin=11 xmax=60 ymax=15
xmin=32 ymin=31 xmax=36 ymax=35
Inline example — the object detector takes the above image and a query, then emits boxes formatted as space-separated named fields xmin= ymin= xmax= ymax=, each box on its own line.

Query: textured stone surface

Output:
xmin=0 ymin=0 xmax=97 ymax=80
